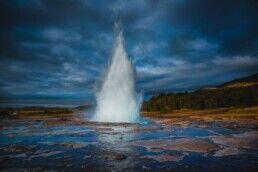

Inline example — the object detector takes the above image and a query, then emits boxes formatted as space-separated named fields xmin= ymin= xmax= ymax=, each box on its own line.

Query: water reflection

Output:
xmin=96 ymin=123 xmax=138 ymax=170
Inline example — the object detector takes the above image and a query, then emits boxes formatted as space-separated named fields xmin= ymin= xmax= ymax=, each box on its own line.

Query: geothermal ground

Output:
xmin=0 ymin=107 xmax=258 ymax=171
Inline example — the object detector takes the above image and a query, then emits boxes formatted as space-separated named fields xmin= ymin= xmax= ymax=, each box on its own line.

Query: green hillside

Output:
xmin=142 ymin=73 xmax=258 ymax=112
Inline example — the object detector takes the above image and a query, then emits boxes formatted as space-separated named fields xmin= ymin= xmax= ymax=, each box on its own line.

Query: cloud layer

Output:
xmin=0 ymin=0 xmax=258 ymax=102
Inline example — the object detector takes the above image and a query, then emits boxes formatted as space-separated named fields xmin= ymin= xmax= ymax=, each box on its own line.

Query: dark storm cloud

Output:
xmin=0 ymin=0 xmax=258 ymax=102
xmin=170 ymin=0 xmax=258 ymax=56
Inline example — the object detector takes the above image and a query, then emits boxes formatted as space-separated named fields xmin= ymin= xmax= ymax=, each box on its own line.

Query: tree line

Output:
xmin=142 ymin=86 xmax=258 ymax=112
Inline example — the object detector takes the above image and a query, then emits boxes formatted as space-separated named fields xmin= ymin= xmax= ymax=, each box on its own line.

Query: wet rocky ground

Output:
xmin=0 ymin=108 xmax=258 ymax=171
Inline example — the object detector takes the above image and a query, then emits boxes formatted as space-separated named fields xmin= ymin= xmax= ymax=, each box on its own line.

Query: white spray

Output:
xmin=92 ymin=24 xmax=142 ymax=123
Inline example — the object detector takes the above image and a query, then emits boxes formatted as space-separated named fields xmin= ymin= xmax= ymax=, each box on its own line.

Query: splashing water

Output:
xmin=92 ymin=25 xmax=142 ymax=123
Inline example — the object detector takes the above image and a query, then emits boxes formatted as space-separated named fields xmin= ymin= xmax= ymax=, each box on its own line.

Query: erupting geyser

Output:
xmin=92 ymin=24 xmax=142 ymax=123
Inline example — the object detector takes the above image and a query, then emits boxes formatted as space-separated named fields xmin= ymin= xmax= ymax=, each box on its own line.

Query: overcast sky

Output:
xmin=0 ymin=0 xmax=258 ymax=104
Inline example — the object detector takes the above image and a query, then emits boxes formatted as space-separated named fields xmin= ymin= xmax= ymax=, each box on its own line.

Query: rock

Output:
xmin=114 ymin=154 xmax=127 ymax=161
xmin=214 ymin=147 xmax=240 ymax=157
xmin=133 ymin=138 xmax=218 ymax=153
xmin=141 ymin=154 xmax=184 ymax=162
xmin=211 ymin=131 xmax=258 ymax=150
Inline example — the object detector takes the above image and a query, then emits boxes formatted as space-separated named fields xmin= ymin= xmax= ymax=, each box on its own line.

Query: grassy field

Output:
xmin=1 ymin=105 xmax=258 ymax=125
xmin=142 ymin=106 xmax=258 ymax=118
xmin=0 ymin=107 xmax=76 ymax=119
xmin=142 ymin=106 xmax=258 ymax=128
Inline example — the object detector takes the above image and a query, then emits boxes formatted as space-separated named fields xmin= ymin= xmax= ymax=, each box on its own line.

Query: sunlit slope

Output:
xmin=219 ymin=73 xmax=258 ymax=88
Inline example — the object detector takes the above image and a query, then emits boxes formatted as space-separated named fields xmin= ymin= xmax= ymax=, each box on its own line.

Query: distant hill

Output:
xmin=219 ymin=73 xmax=258 ymax=88
xmin=142 ymin=73 xmax=258 ymax=112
